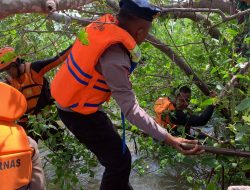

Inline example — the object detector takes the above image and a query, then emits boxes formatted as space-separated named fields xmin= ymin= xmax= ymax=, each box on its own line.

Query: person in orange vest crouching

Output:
xmin=0 ymin=46 xmax=71 ymax=151
xmin=154 ymin=85 xmax=216 ymax=139
xmin=51 ymin=0 xmax=203 ymax=189
xmin=0 ymin=82 xmax=45 ymax=190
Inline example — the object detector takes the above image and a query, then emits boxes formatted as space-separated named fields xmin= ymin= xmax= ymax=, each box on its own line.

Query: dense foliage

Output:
xmin=0 ymin=0 xmax=249 ymax=189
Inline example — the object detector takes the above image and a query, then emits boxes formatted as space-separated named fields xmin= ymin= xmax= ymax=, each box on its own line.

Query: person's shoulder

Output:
xmin=155 ymin=96 xmax=171 ymax=103
xmin=104 ymin=43 xmax=130 ymax=57
xmin=28 ymin=136 xmax=38 ymax=149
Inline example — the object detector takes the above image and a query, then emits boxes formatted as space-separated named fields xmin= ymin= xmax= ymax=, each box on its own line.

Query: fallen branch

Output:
xmin=181 ymin=143 xmax=250 ymax=158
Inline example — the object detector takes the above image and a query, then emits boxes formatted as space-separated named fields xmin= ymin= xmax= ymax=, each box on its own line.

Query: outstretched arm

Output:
xmin=98 ymin=44 xmax=203 ymax=155
xmin=31 ymin=45 xmax=72 ymax=76
xmin=169 ymin=105 xmax=215 ymax=127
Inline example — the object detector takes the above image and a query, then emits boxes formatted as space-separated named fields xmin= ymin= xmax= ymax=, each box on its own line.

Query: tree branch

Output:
xmin=162 ymin=7 xmax=250 ymax=22
xmin=163 ymin=0 xmax=235 ymax=15
xmin=161 ymin=8 xmax=227 ymax=20
xmin=161 ymin=11 xmax=228 ymax=45
xmin=146 ymin=34 xmax=210 ymax=95
xmin=101 ymin=0 xmax=212 ymax=96
xmin=49 ymin=12 xmax=93 ymax=25
xmin=40 ymin=0 xmax=249 ymax=100
xmin=0 ymin=0 xmax=96 ymax=20
xmin=181 ymin=143 xmax=250 ymax=158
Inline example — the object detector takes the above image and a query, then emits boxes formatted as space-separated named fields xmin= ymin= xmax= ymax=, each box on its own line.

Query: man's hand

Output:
xmin=164 ymin=134 xmax=204 ymax=155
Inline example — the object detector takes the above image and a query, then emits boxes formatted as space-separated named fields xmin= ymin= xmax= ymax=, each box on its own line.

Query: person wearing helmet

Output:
xmin=0 ymin=45 xmax=71 ymax=151
xmin=0 ymin=82 xmax=45 ymax=190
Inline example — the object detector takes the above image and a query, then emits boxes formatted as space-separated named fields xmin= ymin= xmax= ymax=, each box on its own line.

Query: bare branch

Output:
xmin=224 ymin=8 xmax=250 ymax=21
xmin=162 ymin=7 xmax=250 ymax=23
xmin=0 ymin=0 xmax=96 ymax=20
xmin=163 ymin=0 xmax=235 ymax=15
xmin=211 ymin=8 xmax=250 ymax=28
xmin=228 ymin=186 xmax=250 ymax=190
xmin=49 ymin=12 xmax=93 ymax=25
xmin=161 ymin=8 xmax=227 ymax=20
xmin=181 ymin=143 xmax=250 ymax=158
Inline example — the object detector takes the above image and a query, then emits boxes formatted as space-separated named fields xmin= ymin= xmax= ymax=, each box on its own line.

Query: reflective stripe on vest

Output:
xmin=66 ymin=52 xmax=112 ymax=96
xmin=9 ymin=63 xmax=43 ymax=113
xmin=51 ymin=14 xmax=140 ymax=115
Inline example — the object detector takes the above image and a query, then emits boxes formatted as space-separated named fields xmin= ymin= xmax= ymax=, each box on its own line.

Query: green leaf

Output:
xmin=200 ymin=98 xmax=214 ymax=107
xmin=15 ymin=40 xmax=23 ymax=53
xmin=235 ymin=132 xmax=244 ymax=141
xmin=130 ymin=125 xmax=138 ymax=132
xmin=187 ymin=176 xmax=193 ymax=183
xmin=236 ymin=98 xmax=250 ymax=111
xmin=46 ymin=20 xmax=54 ymax=32
xmin=244 ymin=37 xmax=250 ymax=45
xmin=190 ymin=98 xmax=198 ymax=104
xmin=227 ymin=124 xmax=237 ymax=133
xmin=77 ymin=29 xmax=89 ymax=45
xmin=7 ymin=36 xmax=13 ymax=44
xmin=0 ymin=51 xmax=17 ymax=63
xmin=201 ymin=157 xmax=217 ymax=167
xmin=226 ymin=28 xmax=238 ymax=37
xmin=210 ymin=67 xmax=218 ymax=75
xmin=206 ymin=181 xmax=216 ymax=190
xmin=242 ymin=163 xmax=250 ymax=171
xmin=242 ymin=116 xmax=250 ymax=123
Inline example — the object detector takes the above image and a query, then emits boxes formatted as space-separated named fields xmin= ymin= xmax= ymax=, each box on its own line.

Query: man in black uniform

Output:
xmin=155 ymin=86 xmax=216 ymax=138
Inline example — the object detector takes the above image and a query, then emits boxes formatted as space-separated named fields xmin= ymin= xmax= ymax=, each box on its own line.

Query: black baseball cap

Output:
xmin=119 ymin=0 xmax=161 ymax=22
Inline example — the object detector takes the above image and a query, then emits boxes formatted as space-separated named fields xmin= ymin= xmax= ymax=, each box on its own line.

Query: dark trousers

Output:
xmin=57 ymin=109 xmax=133 ymax=190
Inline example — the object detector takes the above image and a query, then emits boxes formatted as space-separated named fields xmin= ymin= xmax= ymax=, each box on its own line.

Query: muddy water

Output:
xmin=41 ymin=123 xmax=215 ymax=190
xmin=41 ymin=139 xmax=192 ymax=190
xmin=82 ymin=165 xmax=191 ymax=190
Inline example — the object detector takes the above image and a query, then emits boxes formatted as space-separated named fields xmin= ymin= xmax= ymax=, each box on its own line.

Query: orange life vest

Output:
xmin=8 ymin=63 xmax=43 ymax=114
xmin=51 ymin=14 xmax=141 ymax=115
xmin=154 ymin=97 xmax=176 ymax=129
xmin=0 ymin=82 xmax=33 ymax=190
